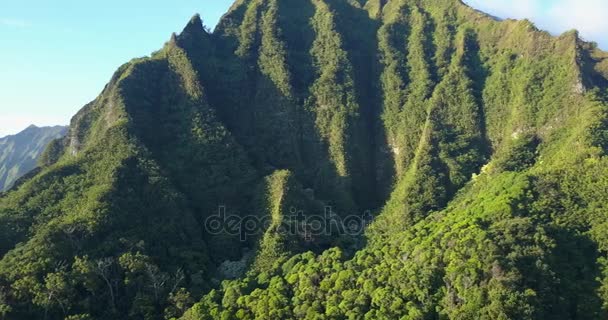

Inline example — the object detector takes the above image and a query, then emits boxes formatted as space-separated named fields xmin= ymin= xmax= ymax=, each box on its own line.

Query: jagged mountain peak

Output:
xmin=177 ymin=12 xmax=208 ymax=43
xmin=189 ymin=13 xmax=203 ymax=28
xmin=182 ymin=13 xmax=206 ymax=35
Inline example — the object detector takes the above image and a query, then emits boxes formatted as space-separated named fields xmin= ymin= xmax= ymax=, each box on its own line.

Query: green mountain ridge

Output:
xmin=0 ymin=125 xmax=67 ymax=192
xmin=1 ymin=0 xmax=608 ymax=319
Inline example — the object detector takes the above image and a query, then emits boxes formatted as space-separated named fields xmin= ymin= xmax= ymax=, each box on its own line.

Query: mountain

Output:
xmin=0 ymin=125 xmax=67 ymax=192
xmin=1 ymin=0 xmax=608 ymax=319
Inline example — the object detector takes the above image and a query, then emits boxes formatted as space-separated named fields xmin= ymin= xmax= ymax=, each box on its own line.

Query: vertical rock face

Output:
xmin=1 ymin=0 xmax=608 ymax=319
xmin=0 ymin=125 xmax=67 ymax=191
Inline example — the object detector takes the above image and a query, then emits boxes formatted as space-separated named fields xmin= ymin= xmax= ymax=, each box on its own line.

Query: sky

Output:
xmin=0 ymin=0 xmax=606 ymax=137
xmin=464 ymin=0 xmax=608 ymax=47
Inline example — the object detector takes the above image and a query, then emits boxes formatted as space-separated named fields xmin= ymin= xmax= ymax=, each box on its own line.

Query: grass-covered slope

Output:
xmin=0 ymin=125 xmax=67 ymax=192
xmin=181 ymin=0 xmax=608 ymax=319
xmin=0 ymin=34 xmax=260 ymax=319
xmin=1 ymin=0 xmax=608 ymax=319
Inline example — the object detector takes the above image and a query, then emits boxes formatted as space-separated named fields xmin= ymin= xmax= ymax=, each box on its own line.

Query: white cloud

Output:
xmin=0 ymin=18 xmax=31 ymax=28
xmin=464 ymin=0 xmax=608 ymax=49
xmin=547 ymin=0 xmax=608 ymax=45
xmin=464 ymin=0 xmax=540 ymax=20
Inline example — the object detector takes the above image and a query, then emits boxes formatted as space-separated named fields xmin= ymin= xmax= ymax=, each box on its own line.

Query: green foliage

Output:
xmin=2 ymin=0 xmax=608 ymax=319
xmin=495 ymin=133 xmax=540 ymax=172
xmin=307 ymin=0 xmax=361 ymax=207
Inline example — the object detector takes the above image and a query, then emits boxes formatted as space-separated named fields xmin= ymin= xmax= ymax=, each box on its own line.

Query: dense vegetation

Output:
xmin=1 ymin=0 xmax=608 ymax=319
xmin=0 ymin=125 xmax=67 ymax=192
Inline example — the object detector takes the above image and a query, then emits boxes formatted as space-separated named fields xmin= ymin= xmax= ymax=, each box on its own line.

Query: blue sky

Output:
xmin=464 ymin=0 xmax=608 ymax=48
xmin=0 ymin=0 xmax=606 ymax=137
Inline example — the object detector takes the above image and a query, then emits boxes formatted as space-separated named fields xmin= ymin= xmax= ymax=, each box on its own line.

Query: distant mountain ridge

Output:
xmin=0 ymin=125 xmax=67 ymax=191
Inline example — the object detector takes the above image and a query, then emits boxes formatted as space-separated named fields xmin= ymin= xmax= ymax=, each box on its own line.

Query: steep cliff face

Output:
xmin=182 ymin=0 xmax=608 ymax=319
xmin=0 ymin=125 xmax=67 ymax=192
xmin=1 ymin=0 xmax=608 ymax=319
